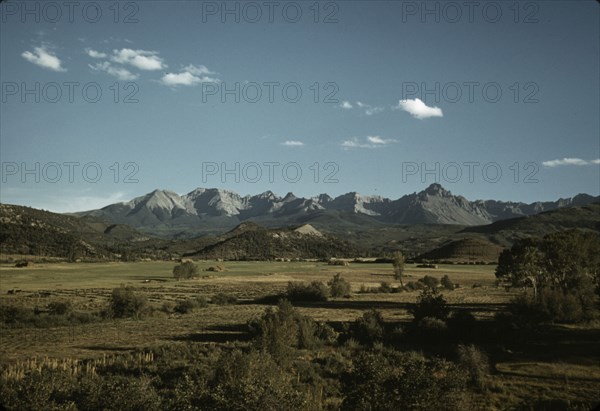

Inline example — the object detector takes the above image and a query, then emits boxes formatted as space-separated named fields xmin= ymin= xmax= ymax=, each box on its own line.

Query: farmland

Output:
xmin=1 ymin=260 xmax=599 ymax=409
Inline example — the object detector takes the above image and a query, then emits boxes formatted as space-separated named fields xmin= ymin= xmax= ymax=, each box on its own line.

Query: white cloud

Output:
xmin=393 ymin=98 xmax=443 ymax=119
xmin=365 ymin=106 xmax=384 ymax=116
xmin=21 ymin=46 xmax=66 ymax=72
xmin=89 ymin=61 xmax=138 ymax=81
xmin=183 ymin=64 xmax=214 ymax=76
xmin=281 ymin=140 xmax=305 ymax=147
xmin=111 ymin=48 xmax=165 ymax=70
xmin=341 ymin=136 xmax=397 ymax=149
xmin=340 ymin=101 xmax=353 ymax=109
xmin=85 ymin=48 xmax=107 ymax=59
xmin=542 ymin=158 xmax=600 ymax=167
xmin=353 ymin=101 xmax=384 ymax=116
xmin=160 ymin=65 xmax=219 ymax=87
xmin=367 ymin=136 xmax=397 ymax=145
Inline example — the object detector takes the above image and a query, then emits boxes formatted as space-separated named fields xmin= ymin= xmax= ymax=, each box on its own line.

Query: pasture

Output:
xmin=1 ymin=260 xmax=599 ymax=409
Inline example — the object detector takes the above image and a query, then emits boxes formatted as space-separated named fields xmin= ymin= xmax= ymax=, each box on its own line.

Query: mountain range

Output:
xmin=75 ymin=184 xmax=599 ymax=237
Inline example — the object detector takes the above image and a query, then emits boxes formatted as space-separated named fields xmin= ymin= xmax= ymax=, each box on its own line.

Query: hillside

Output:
xmin=0 ymin=204 xmax=169 ymax=261
xmin=74 ymin=184 xmax=599 ymax=238
xmin=187 ymin=224 xmax=365 ymax=260
xmin=417 ymin=238 xmax=504 ymax=263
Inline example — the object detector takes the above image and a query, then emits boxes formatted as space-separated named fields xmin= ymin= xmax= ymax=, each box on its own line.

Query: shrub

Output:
xmin=212 ymin=293 xmax=237 ymax=305
xmin=287 ymin=281 xmax=329 ymax=302
xmin=457 ymin=344 xmax=489 ymax=391
xmin=378 ymin=282 xmax=392 ymax=293
xmin=441 ymin=275 xmax=455 ymax=290
xmin=341 ymin=349 xmax=467 ymax=411
xmin=249 ymin=300 xmax=335 ymax=362
xmin=174 ymin=299 xmax=197 ymax=314
xmin=411 ymin=288 xmax=449 ymax=322
xmin=351 ymin=309 xmax=385 ymax=345
xmin=173 ymin=261 xmax=199 ymax=280
xmin=404 ymin=281 xmax=426 ymax=291
xmin=419 ymin=275 xmax=440 ymax=289
xmin=416 ymin=317 xmax=448 ymax=339
xmin=47 ymin=301 xmax=72 ymax=315
xmin=328 ymin=274 xmax=351 ymax=298
xmin=109 ymin=285 xmax=147 ymax=319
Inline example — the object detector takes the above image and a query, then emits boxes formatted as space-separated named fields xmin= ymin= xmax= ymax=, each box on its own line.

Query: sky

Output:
xmin=1 ymin=0 xmax=599 ymax=212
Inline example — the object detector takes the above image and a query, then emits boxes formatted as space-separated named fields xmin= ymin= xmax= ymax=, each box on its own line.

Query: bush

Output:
xmin=378 ymin=282 xmax=392 ymax=293
xmin=287 ymin=281 xmax=329 ymax=302
xmin=404 ymin=281 xmax=426 ymax=291
xmin=174 ymin=299 xmax=197 ymax=314
xmin=411 ymin=288 xmax=449 ymax=322
xmin=457 ymin=344 xmax=489 ymax=391
xmin=47 ymin=301 xmax=72 ymax=315
xmin=249 ymin=300 xmax=336 ymax=362
xmin=441 ymin=275 xmax=455 ymax=290
xmin=416 ymin=317 xmax=448 ymax=339
xmin=511 ymin=287 xmax=596 ymax=324
xmin=328 ymin=274 xmax=352 ymax=298
xmin=351 ymin=309 xmax=385 ymax=345
xmin=212 ymin=293 xmax=237 ymax=305
xmin=109 ymin=285 xmax=147 ymax=319
xmin=173 ymin=261 xmax=199 ymax=280
xmin=419 ymin=275 xmax=440 ymax=289
xmin=341 ymin=349 xmax=468 ymax=411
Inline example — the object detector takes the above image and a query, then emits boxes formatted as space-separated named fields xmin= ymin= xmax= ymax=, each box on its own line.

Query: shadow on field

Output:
xmin=77 ymin=345 xmax=134 ymax=352
xmin=172 ymin=324 xmax=251 ymax=343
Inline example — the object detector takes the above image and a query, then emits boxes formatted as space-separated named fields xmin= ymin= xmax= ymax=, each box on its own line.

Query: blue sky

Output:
xmin=1 ymin=0 xmax=599 ymax=212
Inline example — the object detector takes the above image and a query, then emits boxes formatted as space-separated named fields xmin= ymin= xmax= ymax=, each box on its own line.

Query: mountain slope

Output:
xmin=74 ymin=184 xmax=599 ymax=237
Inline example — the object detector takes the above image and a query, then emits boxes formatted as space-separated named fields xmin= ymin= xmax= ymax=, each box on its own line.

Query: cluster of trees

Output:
xmin=496 ymin=230 xmax=600 ymax=323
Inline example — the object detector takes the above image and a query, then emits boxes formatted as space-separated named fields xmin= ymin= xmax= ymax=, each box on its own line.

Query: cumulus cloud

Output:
xmin=542 ymin=158 xmax=600 ymax=167
xmin=341 ymin=136 xmax=397 ymax=149
xmin=340 ymin=101 xmax=353 ymax=109
xmin=281 ymin=140 xmax=305 ymax=147
xmin=85 ymin=48 xmax=107 ymax=59
xmin=393 ymin=98 xmax=443 ymax=119
xmin=111 ymin=48 xmax=165 ymax=70
xmin=21 ymin=46 xmax=66 ymax=72
xmin=89 ymin=62 xmax=138 ymax=81
xmin=160 ymin=65 xmax=219 ymax=87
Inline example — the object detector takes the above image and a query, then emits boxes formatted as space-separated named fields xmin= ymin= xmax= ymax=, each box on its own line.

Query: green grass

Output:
xmin=0 ymin=261 xmax=497 ymax=292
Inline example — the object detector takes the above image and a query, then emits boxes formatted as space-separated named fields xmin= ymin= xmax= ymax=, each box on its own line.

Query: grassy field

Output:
xmin=1 ymin=260 xmax=599 ymax=409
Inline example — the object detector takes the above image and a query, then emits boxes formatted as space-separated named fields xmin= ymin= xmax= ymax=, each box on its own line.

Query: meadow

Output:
xmin=1 ymin=260 xmax=599 ymax=409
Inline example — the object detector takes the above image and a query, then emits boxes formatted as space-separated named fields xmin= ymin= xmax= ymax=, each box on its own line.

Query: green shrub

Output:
xmin=457 ymin=344 xmax=489 ymax=391
xmin=341 ymin=349 xmax=467 ymax=410
xmin=47 ymin=301 xmax=72 ymax=315
xmin=328 ymin=274 xmax=352 ymax=298
xmin=173 ymin=261 xmax=199 ymax=280
xmin=378 ymin=282 xmax=392 ymax=293
xmin=109 ymin=285 xmax=147 ymax=319
xmin=441 ymin=275 xmax=455 ymax=290
xmin=212 ymin=293 xmax=238 ymax=305
xmin=287 ymin=281 xmax=329 ymax=302
xmin=174 ymin=299 xmax=197 ymax=314
xmin=404 ymin=281 xmax=426 ymax=291
xmin=351 ymin=309 xmax=385 ymax=345
xmin=411 ymin=288 xmax=449 ymax=322
xmin=419 ymin=275 xmax=440 ymax=289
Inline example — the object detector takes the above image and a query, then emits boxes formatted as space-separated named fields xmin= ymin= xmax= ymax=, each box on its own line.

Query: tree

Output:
xmin=496 ymin=231 xmax=600 ymax=323
xmin=496 ymin=238 xmax=544 ymax=298
xmin=173 ymin=261 xmax=198 ymax=280
xmin=392 ymin=251 xmax=405 ymax=286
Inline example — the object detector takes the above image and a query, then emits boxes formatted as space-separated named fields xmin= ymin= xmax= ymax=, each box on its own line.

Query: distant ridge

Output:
xmin=74 ymin=184 xmax=599 ymax=237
